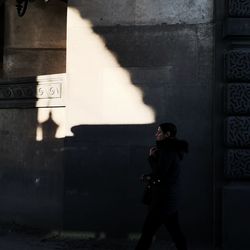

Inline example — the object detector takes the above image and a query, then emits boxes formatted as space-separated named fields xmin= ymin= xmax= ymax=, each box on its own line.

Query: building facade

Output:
xmin=0 ymin=1 xmax=249 ymax=249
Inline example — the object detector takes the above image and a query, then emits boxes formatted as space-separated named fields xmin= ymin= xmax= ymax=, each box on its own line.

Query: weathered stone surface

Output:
xmin=225 ymin=50 xmax=250 ymax=82
xmin=3 ymin=49 xmax=66 ymax=78
xmin=63 ymin=143 xmax=132 ymax=231
xmin=225 ymin=150 xmax=250 ymax=178
xmin=223 ymin=185 xmax=250 ymax=250
xmin=135 ymin=0 xmax=213 ymax=25
xmin=68 ymin=0 xmax=135 ymax=26
xmin=93 ymin=25 xmax=197 ymax=68
xmin=229 ymin=0 xmax=250 ymax=17
xmin=0 ymin=109 xmax=64 ymax=228
xmin=197 ymin=24 xmax=214 ymax=86
xmin=5 ymin=0 xmax=66 ymax=49
xmin=68 ymin=0 xmax=213 ymax=26
xmin=3 ymin=0 xmax=66 ymax=77
xmin=223 ymin=18 xmax=250 ymax=37
xmin=225 ymin=117 xmax=250 ymax=147
xmin=227 ymin=83 xmax=250 ymax=115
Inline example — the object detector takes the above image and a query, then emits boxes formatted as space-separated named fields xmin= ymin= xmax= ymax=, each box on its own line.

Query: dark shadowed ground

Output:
xmin=0 ymin=225 xmax=219 ymax=250
xmin=0 ymin=230 xmax=173 ymax=250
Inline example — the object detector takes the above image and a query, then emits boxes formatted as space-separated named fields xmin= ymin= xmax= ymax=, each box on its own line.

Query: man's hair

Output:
xmin=159 ymin=122 xmax=177 ymax=137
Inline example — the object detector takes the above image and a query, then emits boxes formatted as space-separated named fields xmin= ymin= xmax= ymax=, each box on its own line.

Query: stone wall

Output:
xmin=0 ymin=73 xmax=66 ymax=228
xmin=0 ymin=0 xmax=67 ymax=228
xmin=65 ymin=0 xmax=214 ymax=247
xmin=0 ymin=0 xmax=215 ymax=248
xmin=215 ymin=0 xmax=250 ymax=249
xmin=3 ymin=0 xmax=66 ymax=78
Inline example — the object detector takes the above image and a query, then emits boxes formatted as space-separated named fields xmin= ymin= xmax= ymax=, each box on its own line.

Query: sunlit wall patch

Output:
xmin=65 ymin=7 xmax=155 ymax=135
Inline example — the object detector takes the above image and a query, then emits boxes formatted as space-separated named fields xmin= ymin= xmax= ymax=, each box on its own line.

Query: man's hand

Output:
xmin=149 ymin=146 xmax=157 ymax=156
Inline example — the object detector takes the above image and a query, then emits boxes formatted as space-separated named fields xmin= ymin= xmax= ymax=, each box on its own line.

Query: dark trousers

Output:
xmin=135 ymin=210 xmax=187 ymax=250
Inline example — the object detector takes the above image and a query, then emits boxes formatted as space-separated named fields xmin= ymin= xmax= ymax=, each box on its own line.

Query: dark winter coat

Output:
xmin=147 ymin=138 xmax=188 ymax=215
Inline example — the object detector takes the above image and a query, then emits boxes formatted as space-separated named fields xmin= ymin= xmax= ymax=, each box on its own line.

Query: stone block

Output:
xmin=226 ymin=83 xmax=250 ymax=115
xmin=3 ymin=49 xmax=66 ymax=78
xmin=63 ymin=143 xmax=132 ymax=232
xmin=68 ymin=0 xmax=135 ymax=26
xmin=223 ymin=18 xmax=250 ymax=37
xmin=135 ymin=0 xmax=213 ymax=25
xmin=5 ymin=0 xmax=66 ymax=49
xmin=225 ymin=117 xmax=250 ymax=147
xmin=223 ymin=184 xmax=250 ymax=250
xmin=68 ymin=0 xmax=213 ymax=25
xmin=0 ymin=109 xmax=64 ymax=228
xmin=93 ymin=25 xmax=197 ymax=69
xmin=225 ymin=150 xmax=250 ymax=178
xmin=225 ymin=50 xmax=250 ymax=82
xmin=229 ymin=0 xmax=250 ymax=17
xmin=197 ymin=24 xmax=214 ymax=86
xmin=163 ymin=84 xmax=211 ymax=129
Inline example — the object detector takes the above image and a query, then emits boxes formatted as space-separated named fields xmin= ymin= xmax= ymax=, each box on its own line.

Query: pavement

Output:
xmin=0 ymin=225 xmax=217 ymax=250
xmin=0 ymin=226 xmax=177 ymax=250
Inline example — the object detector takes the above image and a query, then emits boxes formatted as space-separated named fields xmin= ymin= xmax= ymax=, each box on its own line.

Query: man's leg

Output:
xmin=164 ymin=212 xmax=187 ymax=250
xmin=135 ymin=210 xmax=162 ymax=250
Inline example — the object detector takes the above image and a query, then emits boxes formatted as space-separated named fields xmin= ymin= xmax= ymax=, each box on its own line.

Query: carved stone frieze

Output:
xmin=227 ymin=83 xmax=250 ymax=115
xmin=225 ymin=50 xmax=250 ymax=82
xmin=0 ymin=73 xmax=65 ymax=108
xmin=0 ymin=83 xmax=61 ymax=100
xmin=225 ymin=116 xmax=250 ymax=147
xmin=229 ymin=0 xmax=250 ymax=17
xmin=225 ymin=150 xmax=250 ymax=178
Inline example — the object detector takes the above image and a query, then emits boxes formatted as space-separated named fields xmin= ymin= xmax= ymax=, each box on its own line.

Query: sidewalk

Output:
xmin=0 ymin=227 xmax=216 ymax=250
xmin=0 ymin=229 xmax=176 ymax=250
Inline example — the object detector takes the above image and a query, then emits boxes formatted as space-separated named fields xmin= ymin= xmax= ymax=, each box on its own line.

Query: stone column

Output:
xmin=216 ymin=1 xmax=250 ymax=249
xmin=0 ymin=0 xmax=67 ymax=229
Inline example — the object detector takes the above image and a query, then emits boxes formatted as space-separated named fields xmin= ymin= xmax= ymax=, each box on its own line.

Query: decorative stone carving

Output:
xmin=225 ymin=117 xmax=250 ymax=147
xmin=0 ymin=83 xmax=60 ymax=100
xmin=225 ymin=50 xmax=250 ymax=82
xmin=0 ymin=73 xmax=65 ymax=108
xmin=225 ymin=150 xmax=250 ymax=178
xmin=229 ymin=0 xmax=250 ymax=17
xmin=227 ymin=83 xmax=250 ymax=115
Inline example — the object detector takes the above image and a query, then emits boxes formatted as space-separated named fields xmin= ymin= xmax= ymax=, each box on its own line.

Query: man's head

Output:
xmin=155 ymin=122 xmax=177 ymax=141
